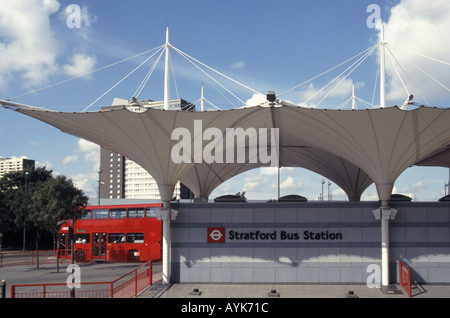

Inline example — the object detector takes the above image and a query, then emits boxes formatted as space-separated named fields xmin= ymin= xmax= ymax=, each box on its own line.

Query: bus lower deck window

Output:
xmin=126 ymin=233 xmax=144 ymax=243
xmin=108 ymin=233 xmax=125 ymax=243
xmin=74 ymin=233 xmax=90 ymax=243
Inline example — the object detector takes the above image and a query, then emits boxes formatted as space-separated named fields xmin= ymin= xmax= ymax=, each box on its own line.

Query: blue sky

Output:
xmin=1 ymin=0 xmax=449 ymax=201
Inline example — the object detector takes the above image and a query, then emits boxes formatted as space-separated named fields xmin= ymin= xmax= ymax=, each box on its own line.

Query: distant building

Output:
xmin=0 ymin=157 xmax=35 ymax=178
xmin=99 ymin=147 xmax=182 ymax=199
xmin=99 ymin=98 xmax=194 ymax=200
xmin=103 ymin=97 xmax=195 ymax=112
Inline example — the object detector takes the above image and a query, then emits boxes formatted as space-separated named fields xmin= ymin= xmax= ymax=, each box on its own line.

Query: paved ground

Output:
xmin=0 ymin=261 xmax=158 ymax=298
xmin=139 ymin=281 xmax=450 ymax=298
xmin=2 ymin=261 xmax=449 ymax=298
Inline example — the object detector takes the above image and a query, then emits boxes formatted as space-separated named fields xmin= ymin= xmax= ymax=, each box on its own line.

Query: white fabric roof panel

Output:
xmin=179 ymin=146 xmax=372 ymax=202
xmin=4 ymin=101 xmax=450 ymax=203
xmin=414 ymin=144 xmax=450 ymax=168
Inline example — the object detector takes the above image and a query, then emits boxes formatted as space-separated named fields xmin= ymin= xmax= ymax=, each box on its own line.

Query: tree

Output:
xmin=0 ymin=167 xmax=53 ymax=249
xmin=0 ymin=167 xmax=88 ymax=250
xmin=29 ymin=175 xmax=88 ymax=237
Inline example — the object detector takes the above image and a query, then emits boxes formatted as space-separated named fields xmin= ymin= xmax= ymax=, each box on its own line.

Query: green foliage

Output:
xmin=0 ymin=167 xmax=53 ymax=230
xmin=29 ymin=175 xmax=88 ymax=232
xmin=0 ymin=167 xmax=88 ymax=247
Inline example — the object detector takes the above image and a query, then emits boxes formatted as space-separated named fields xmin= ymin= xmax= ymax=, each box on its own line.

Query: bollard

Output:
xmin=1 ymin=280 xmax=5 ymax=298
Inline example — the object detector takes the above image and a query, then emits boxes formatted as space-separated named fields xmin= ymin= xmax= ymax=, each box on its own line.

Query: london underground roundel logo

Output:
xmin=207 ymin=227 xmax=225 ymax=243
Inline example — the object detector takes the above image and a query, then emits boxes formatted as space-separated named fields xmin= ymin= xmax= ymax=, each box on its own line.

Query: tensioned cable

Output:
xmin=312 ymin=45 xmax=377 ymax=108
xmin=386 ymin=44 xmax=433 ymax=105
xmin=171 ymin=47 xmax=234 ymax=106
xmin=404 ymin=48 xmax=450 ymax=67
xmin=164 ymin=49 xmax=224 ymax=106
xmin=170 ymin=48 xmax=181 ymax=100
xmin=83 ymin=46 xmax=165 ymax=112
xmin=172 ymin=45 xmax=249 ymax=106
xmin=132 ymin=46 xmax=165 ymax=98
xmin=309 ymin=44 xmax=378 ymax=108
xmin=278 ymin=44 xmax=378 ymax=98
xmin=388 ymin=44 xmax=450 ymax=94
xmin=172 ymin=46 xmax=245 ymax=106
xmin=356 ymin=97 xmax=378 ymax=109
xmin=309 ymin=44 xmax=378 ymax=106
xmin=385 ymin=45 xmax=411 ymax=97
xmin=337 ymin=94 xmax=377 ymax=110
xmin=371 ymin=57 xmax=380 ymax=107
xmin=171 ymin=45 xmax=262 ymax=96
xmin=9 ymin=45 xmax=164 ymax=101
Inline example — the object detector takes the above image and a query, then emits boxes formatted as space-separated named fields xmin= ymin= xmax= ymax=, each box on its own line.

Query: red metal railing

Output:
xmin=399 ymin=261 xmax=411 ymax=297
xmin=0 ymin=250 xmax=67 ymax=267
xmin=10 ymin=261 xmax=153 ymax=298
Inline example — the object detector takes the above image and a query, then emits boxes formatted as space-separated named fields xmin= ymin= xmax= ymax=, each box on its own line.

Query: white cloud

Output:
xmin=61 ymin=138 xmax=100 ymax=196
xmin=36 ymin=160 xmax=55 ymax=173
xmin=71 ymin=171 xmax=98 ymax=196
xmin=0 ymin=1 xmax=98 ymax=92
xmin=245 ymin=93 xmax=267 ymax=107
xmin=0 ymin=0 xmax=61 ymax=89
xmin=274 ymin=176 xmax=306 ymax=192
xmin=331 ymin=188 xmax=347 ymax=201
xmin=10 ymin=155 xmax=29 ymax=160
xmin=63 ymin=52 xmax=97 ymax=77
xmin=28 ymin=141 xmax=39 ymax=147
xmin=77 ymin=138 xmax=99 ymax=153
xmin=76 ymin=139 xmax=100 ymax=170
xmin=62 ymin=154 xmax=78 ymax=165
xmin=79 ymin=5 xmax=97 ymax=28
xmin=382 ymin=0 xmax=450 ymax=104
xmin=231 ymin=61 xmax=246 ymax=69
xmin=396 ymin=180 xmax=426 ymax=200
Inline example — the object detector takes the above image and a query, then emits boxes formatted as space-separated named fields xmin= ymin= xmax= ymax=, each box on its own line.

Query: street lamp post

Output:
xmin=23 ymin=171 xmax=29 ymax=251
xmin=98 ymin=168 xmax=102 ymax=205
xmin=321 ymin=179 xmax=325 ymax=201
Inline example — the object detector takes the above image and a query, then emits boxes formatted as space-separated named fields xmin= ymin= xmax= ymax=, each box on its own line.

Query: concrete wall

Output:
xmin=170 ymin=201 xmax=450 ymax=284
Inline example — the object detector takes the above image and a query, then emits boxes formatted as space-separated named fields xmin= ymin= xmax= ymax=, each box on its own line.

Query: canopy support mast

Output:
xmin=351 ymin=81 xmax=356 ymax=110
xmin=380 ymin=21 xmax=386 ymax=108
xmin=162 ymin=27 xmax=173 ymax=284
xmin=164 ymin=26 xmax=170 ymax=111
xmin=375 ymin=21 xmax=396 ymax=288
xmin=201 ymin=83 xmax=205 ymax=111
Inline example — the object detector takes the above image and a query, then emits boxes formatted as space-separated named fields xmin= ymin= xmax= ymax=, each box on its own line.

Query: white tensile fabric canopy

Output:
xmin=2 ymin=100 xmax=450 ymax=203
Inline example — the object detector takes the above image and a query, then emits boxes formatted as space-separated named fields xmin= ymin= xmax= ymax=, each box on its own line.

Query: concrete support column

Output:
xmin=373 ymin=201 xmax=397 ymax=287
xmin=157 ymin=184 xmax=176 ymax=284
xmin=161 ymin=203 xmax=171 ymax=284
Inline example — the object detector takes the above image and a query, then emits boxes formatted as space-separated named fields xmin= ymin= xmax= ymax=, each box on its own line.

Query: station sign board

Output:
xmin=207 ymin=227 xmax=343 ymax=243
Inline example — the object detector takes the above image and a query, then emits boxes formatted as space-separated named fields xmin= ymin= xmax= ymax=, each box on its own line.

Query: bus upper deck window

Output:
xmin=92 ymin=208 xmax=108 ymax=219
xmin=146 ymin=208 xmax=158 ymax=218
xmin=128 ymin=208 xmax=145 ymax=218
xmin=110 ymin=208 xmax=126 ymax=219
xmin=81 ymin=209 xmax=91 ymax=219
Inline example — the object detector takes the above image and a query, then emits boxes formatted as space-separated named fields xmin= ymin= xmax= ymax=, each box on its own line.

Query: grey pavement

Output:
xmin=138 ymin=281 xmax=450 ymax=298
xmin=0 ymin=261 xmax=155 ymax=298
xmin=2 ymin=261 xmax=449 ymax=298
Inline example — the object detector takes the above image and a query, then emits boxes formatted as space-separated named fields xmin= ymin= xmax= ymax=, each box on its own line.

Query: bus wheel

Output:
xmin=75 ymin=249 xmax=86 ymax=263
xmin=127 ymin=249 xmax=139 ymax=262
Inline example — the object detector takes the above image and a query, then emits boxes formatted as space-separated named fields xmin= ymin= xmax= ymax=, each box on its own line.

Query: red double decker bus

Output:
xmin=58 ymin=203 xmax=162 ymax=263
